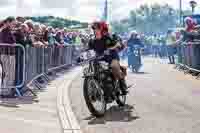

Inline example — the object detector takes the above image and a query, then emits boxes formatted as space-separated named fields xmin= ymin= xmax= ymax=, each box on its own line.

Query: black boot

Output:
xmin=119 ymin=79 xmax=128 ymax=95
xmin=172 ymin=56 xmax=175 ymax=64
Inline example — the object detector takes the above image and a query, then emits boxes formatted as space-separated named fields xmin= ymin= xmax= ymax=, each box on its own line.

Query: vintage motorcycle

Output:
xmin=82 ymin=51 xmax=128 ymax=117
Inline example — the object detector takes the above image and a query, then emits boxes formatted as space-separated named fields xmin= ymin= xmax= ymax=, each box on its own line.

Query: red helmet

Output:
xmin=91 ymin=21 xmax=109 ymax=36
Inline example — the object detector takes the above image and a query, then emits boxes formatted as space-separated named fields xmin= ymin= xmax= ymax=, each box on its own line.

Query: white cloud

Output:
xmin=0 ymin=0 xmax=199 ymax=22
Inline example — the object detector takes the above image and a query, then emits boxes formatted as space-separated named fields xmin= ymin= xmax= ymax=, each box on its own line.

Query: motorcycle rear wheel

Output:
xmin=115 ymin=82 xmax=127 ymax=107
xmin=116 ymin=92 xmax=126 ymax=107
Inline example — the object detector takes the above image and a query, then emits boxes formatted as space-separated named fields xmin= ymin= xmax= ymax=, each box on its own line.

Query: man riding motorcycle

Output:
xmin=87 ymin=21 xmax=128 ymax=95
xmin=127 ymin=31 xmax=144 ymax=69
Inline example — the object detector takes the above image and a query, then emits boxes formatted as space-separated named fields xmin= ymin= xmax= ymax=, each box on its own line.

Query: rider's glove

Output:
xmin=104 ymin=50 xmax=110 ymax=55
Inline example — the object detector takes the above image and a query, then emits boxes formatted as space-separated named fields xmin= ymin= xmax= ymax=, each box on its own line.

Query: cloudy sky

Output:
xmin=0 ymin=0 xmax=199 ymax=22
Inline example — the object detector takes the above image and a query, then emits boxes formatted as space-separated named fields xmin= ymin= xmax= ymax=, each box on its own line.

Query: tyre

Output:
xmin=115 ymin=81 xmax=126 ymax=106
xmin=116 ymin=93 xmax=126 ymax=107
xmin=83 ymin=77 xmax=107 ymax=117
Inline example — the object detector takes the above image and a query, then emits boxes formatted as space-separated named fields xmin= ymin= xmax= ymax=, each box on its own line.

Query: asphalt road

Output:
xmin=69 ymin=57 xmax=200 ymax=133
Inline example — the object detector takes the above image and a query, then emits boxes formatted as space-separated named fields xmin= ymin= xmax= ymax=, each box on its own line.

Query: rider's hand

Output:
xmin=104 ymin=49 xmax=110 ymax=55
xmin=116 ymin=42 xmax=121 ymax=48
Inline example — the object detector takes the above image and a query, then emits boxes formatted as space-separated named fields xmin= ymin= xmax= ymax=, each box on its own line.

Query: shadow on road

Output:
xmin=0 ymin=97 xmax=39 ymax=108
xmin=84 ymin=104 xmax=140 ymax=125
xmin=131 ymin=72 xmax=149 ymax=75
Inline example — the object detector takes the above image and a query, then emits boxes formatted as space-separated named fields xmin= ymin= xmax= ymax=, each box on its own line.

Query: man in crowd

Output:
xmin=166 ymin=30 xmax=177 ymax=64
xmin=127 ymin=31 xmax=144 ymax=68
xmin=1 ymin=17 xmax=16 ymax=44
xmin=151 ymin=34 xmax=160 ymax=58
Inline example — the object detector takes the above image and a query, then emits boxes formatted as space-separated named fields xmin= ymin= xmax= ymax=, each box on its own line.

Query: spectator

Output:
xmin=47 ymin=27 xmax=56 ymax=46
xmin=14 ymin=23 xmax=30 ymax=47
xmin=55 ymin=31 xmax=64 ymax=45
xmin=63 ymin=32 xmax=70 ymax=45
xmin=16 ymin=17 xmax=26 ymax=23
xmin=25 ymin=20 xmax=34 ymax=33
xmin=75 ymin=34 xmax=82 ymax=45
xmin=152 ymin=34 xmax=160 ymax=57
xmin=166 ymin=30 xmax=177 ymax=64
xmin=32 ymin=23 xmax=46 ymax=47
xmin=40 ymin=24 xmax=48 ymax=46
xmin=0 ymin=21 xmax=6 ymax=43
xmin=1 ymin=17 xmax=16 ymax=44
xmin=185 ymin=17 xmax=195 ymax=32
xmin=127 ymin=31 xmax=143 ymax=48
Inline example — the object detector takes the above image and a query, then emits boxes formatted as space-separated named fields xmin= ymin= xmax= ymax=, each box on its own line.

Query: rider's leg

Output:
xmin=111 ymin=60 xmax=128 ymax=95
xmin=111 ymin=59 xmax=122 ymax=80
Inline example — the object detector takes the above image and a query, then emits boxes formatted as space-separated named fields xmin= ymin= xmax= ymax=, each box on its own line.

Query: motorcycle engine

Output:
xmin=98 ymin=62 xmax=114 ymax=92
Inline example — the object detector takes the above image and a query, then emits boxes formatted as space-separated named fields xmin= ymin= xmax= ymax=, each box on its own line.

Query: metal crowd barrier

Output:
xmin=176 ymin=41 xmax=200 ymax=79
xmin=0 ymin=44 xmax=25 ymax=96
xmin=0 ymin=44 xmax=81 ymax=96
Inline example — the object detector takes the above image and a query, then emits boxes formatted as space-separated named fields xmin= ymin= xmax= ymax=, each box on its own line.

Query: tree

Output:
xmin=111 ymin=4 xmax=187 ymax=34
xmin=50 ymin=20 xmax=65 ymax=28
xmin=23 ymin=16 xmax=88 ymax=29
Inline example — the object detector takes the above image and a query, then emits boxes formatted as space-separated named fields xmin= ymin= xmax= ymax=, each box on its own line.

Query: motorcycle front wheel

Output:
xmin=83 ymin=77 xmax=107 ymax=117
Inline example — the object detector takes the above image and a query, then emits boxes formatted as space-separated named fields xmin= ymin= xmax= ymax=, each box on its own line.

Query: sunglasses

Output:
xmin=91 ymin=23 xmax=101 ymax=30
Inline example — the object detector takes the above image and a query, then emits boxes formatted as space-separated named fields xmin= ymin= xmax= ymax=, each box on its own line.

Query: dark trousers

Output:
xmin=152 ymin=45 xmax=159 ymax=57
xmin=167 ymin=46 xmax=176 ymax=64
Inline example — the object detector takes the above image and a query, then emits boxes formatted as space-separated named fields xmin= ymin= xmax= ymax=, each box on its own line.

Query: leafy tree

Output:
xmin=24 ymin=16 xmax=88 ymax=29
xmin=111 ymin=4 xmax=192 ymax=34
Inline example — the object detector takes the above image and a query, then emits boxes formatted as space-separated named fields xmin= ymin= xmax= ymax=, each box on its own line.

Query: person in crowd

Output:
xmin=55 ymin=31 xmax=64 ymax=45
xmin=14 ymin=23 xmax=30 ymax=47
xmin=47 ymin=26 xmax=56 ymax=46
xmin=63 ymin=28 xmax=70 ymax=45
xmin=151 ymin=34 xmax=160 ymax=57
xmin=159 ymin=35 xmax=167 ymax=58
xmin=25 ymin=20 xmax=34 ymax=33
xmin=0 ymin=21 xmax=7 ymax=43
xmin=40 ymin=24 xmax=48 ymax=47
xmin=1 ymin=17 xmax=16 ymax=44
xmin=16 ymin=17 xmax=26 ymax=24
xmin=14 ymin=23 xmax=30 ymax=89
xmin=185 ymin=17 xmax=196 ymax=32
xmin=166 ymin=30 xmax=177 ymax=64
xmin=75 ymin=34 xmax=82 ymax=45
xmin=32 ymin=23 xmax=46 ymax=47
xmin=127 ymin=31 xmax=144 ymax=48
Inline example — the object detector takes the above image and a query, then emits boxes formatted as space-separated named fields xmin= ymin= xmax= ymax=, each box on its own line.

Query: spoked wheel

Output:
xmin=116 ymin=82 xmax=127 ymax=107
xmin=116 ymin=93 xmax=126 ymax=107
xmin=83 ymin=78 xmax=106 ymax=117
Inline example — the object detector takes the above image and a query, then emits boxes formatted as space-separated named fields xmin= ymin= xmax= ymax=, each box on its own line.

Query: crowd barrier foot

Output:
xmin=184 ymin=69 xmax=190 ymax=75
xmin=196 ymin=73 xmax=200 ymax=79
xmin=39 ymin=75 xmax=49 ymax=84
xmin=178 ymin=67 xmax=183 ymax=71
xmin=21 ymin=87 xmax=37 ymax=97
xmin=33 ymin=80 xmax=43 ymax=90
xmin=43 ymin=74 xmax=50 ymax=81
xmin=174 ymin=64 xmax=179 ymax=69
xmin=15 ymin=88 xmax=22 ymax=97
xmin=37 ymin=77 xmax=45 ymax=84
